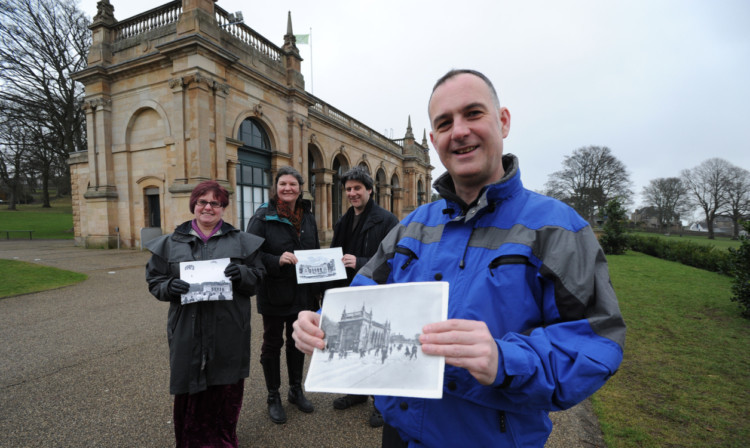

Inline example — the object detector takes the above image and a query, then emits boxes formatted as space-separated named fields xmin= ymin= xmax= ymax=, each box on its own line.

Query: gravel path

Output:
xmin=0 ymin=240 xmax=605 ymax=447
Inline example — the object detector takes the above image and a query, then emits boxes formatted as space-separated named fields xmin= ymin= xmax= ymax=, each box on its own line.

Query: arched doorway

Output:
xmin=390 ymin=173 xmax=400 ymax=216
xmin=236 ymin=118 xmax=272 ymax=230
xmin=417 ymin=179 xmax=425 ymax=206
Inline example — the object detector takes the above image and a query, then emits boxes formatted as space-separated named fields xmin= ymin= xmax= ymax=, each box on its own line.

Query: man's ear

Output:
xmin=499 ymin=107 xmax=511 ymax=138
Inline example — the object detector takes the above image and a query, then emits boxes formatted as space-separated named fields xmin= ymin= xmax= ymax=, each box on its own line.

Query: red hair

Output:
xmin=189 ymin=180 xmax=229 ymax=213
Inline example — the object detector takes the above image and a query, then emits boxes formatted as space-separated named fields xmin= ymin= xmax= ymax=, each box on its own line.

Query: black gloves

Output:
xmin=168 ymin=278 xmax=190 ymax=299
xmin=224 ymin=263 xmax=242 ymax=283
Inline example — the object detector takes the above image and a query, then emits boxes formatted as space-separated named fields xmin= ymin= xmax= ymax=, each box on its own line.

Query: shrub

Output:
xmin=728 ymin=221 xmax=750 ymax=318
xmin=629 ymin=234 xmax=731 ymax=274
xmin=598 ymin=198 xmax=630 ymax=255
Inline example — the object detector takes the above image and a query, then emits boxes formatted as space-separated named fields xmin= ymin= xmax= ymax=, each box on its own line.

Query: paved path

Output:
xmin=0 ymin=240 xmax=605 ymax=447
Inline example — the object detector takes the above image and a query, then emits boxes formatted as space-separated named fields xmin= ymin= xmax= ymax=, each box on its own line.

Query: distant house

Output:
xmin=632 ymin=206 xmax=682 ymax=232
xmin=688 ymin=222 xmax=706 ymax=232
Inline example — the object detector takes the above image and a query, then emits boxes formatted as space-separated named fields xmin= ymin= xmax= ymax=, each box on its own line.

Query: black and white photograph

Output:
xmin=294 ymin=247 xmax=347 ymax=284
xmin=179 ymin=258 xmax=233 ymax=305
xmin=304 ymin=282 xmax=448 ymax=399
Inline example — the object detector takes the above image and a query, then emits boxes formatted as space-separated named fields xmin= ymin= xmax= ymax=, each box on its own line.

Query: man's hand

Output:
xmin=292 ymin=311 xmax=325 ymax=355
xmin=341 ymin=254 xmax=357 ymax=269
xmin=419 ymin=319 xmax=499 ymax=386
xmin=279 ymin=251 xmax=298 ymax=266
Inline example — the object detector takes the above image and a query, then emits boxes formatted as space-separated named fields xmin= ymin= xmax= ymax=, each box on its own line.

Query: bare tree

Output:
xmin=641 ymin=177 xmax=690 ymax=232
xmin=0 ymin=111 xmax=32 ymax=209
xmin=544 ymin=145 xmax=633 ymax=222
xmin=0 ymin=0 xmax=89 ymax=206
xmin=681 ymin=158 xmax=732 ymax=239
xmin=724 ymin=165 xmax=750 ymax=240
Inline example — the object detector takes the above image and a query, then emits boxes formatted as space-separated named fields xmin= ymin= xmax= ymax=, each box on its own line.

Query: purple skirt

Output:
xmin=173 ymin=379 xmax=245 ymax=448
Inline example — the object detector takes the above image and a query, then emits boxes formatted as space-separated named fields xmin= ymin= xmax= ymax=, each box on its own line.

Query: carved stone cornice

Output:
xmin=168 ymin=72 xmax=228 ymax=94
xmin=82 ymin=97 xmax=112 ymax=112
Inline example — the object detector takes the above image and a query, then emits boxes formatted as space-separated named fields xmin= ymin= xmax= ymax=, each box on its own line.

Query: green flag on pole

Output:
xmin=295 ymin=34 xmax=309 ymax=45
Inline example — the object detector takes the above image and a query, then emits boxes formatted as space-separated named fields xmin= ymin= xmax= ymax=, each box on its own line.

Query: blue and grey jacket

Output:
xmin=353 ymin=154 xmax=625 ymax=447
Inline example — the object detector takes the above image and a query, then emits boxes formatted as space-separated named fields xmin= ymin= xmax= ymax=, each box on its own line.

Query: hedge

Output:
xmin=628 ymin=234 xmax=731 ymax=275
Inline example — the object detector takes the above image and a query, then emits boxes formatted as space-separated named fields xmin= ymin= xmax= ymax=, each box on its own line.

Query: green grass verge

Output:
xmin=0 ymin=196 xmax=74 ymax=239
xmin=594 ymin=251 xmax=749 ymax=447
xmin=631 ymin=231 xmax=741 ymax=250
xmin=0 ymin=259 xmax=87 ymax=298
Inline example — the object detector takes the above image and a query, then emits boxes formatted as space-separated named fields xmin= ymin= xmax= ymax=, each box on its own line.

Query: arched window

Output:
xmin=238 ymin=118 xmax=270 ymax=150
xmin=236 ymin=118 xmax=271 ymax=230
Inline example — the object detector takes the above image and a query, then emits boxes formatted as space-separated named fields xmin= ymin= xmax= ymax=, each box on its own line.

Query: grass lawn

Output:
xmin=0 ymin=196 xmax=74 ymax=239
xmin=0 ymin=259 xmax=87 ymax=298
xmin=594 ymin=251 xmax=749 ymax=447
xmin=631 ymin=231 xmax=741 ymax=250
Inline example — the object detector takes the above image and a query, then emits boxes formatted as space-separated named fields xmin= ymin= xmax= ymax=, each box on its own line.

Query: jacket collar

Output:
xmin=435 ymin=153 xmax=523 ymax=222
xmin=173 ymin=220 xmax=237 ymax=240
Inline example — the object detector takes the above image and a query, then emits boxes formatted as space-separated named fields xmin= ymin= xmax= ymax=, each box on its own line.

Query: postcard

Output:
xmin=294 ymin=247 xmax=347 ymax=284
xmin=304 ymin=281 xmax=449 ymax=399
xmin=179 ymin=258 xmax=233 ymax=305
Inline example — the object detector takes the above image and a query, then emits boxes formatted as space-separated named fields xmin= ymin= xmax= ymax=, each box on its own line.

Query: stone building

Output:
xmin=71 ymin=0 xmax=432 ymax=248
xmin=336 ymin=305 xmax=391 ymax=353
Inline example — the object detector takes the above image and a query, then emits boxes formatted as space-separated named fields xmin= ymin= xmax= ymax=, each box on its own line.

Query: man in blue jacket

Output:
xmin=293 ymin=69 xmax=626 ymax=447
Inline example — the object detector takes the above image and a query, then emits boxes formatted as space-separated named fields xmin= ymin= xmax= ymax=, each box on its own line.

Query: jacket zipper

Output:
xmin=488 ymin=255 xmax=529 ymax=276
xmin=395 ymin=246 xmax=418 ymax=270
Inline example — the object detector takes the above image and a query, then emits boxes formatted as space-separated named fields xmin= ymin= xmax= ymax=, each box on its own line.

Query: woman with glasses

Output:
xmin=246 ymin=166 xmax=319 ymax=424
xmin=145 ymin=180 xmax=265 ymax=448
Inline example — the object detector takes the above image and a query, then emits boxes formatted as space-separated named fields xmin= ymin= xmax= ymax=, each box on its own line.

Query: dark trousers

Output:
xmin=261 ymin=313 xmax=305 ymax=387
xmin=173 ymin=379 xmax=244 ymax=448
xmin=382 ymin=423 xmax=408 ymax=448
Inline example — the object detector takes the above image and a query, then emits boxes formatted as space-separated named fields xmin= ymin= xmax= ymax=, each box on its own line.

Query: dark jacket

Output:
xmin=246 ymin=199 xmax=320 ymax=316
xmin=145 ymin=221 xmax=265 ymax=395
xmin=331 ymin=198 xmax=399 ymax=283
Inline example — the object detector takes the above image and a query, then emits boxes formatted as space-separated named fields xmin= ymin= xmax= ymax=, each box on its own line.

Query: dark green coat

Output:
xmin=145 ymin=221 xmax=265 ymax=395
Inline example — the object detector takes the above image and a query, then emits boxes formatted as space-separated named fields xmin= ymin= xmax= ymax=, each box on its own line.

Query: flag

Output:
xmin=295 ymin=34 xmax=309 ymax=45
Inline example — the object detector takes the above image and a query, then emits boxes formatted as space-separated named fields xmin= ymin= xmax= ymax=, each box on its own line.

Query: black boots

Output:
xmin=288 ymin=384 xmax=314 ymax=413
xmin=262 ymin=350 xmax=314 ymax=424
xmin=266 ymin=390 xmax=287 ymax=424
xmin=287 ymin=347 xmax=314 ymax=413
xmin=261 ymin=357 xmax=287 ymax=424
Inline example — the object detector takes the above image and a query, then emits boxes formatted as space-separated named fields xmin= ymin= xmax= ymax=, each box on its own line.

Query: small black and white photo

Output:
xmin=179 ymin=258 xmax=233 ymax=305
xmin=304 ymin=282 xmax=448 ymax=399
xmin=294 ymin=247 xmax=347 ymax=284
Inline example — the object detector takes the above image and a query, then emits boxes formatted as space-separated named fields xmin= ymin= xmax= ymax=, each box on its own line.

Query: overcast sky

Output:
xmin=78 ymin=0 xmax=750 ymax=211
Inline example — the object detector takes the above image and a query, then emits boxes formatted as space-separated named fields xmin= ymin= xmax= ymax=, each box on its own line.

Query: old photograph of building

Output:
xmin=295 ymin=248 xmax=347 ymax=284
xmin=179 ymin=258 xmax=233 ymax=304
xmin=305 ymin=282 xmax=448 ymax=398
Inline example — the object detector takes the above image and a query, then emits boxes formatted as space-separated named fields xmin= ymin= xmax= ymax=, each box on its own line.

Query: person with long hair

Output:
xmin=146 ymin=180 xmax=265 ymax=447
xmin=247 ymin=166 xmax=319 ymax=424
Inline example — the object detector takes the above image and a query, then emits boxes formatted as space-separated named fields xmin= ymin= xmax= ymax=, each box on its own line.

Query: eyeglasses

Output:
xmin=196 ymin=200 xmax=223 ymax=208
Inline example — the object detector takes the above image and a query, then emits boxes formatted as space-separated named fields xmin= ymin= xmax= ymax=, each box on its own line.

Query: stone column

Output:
xmin=214 ymin=81 xmax=230 ymax=183
xmin=168 ymin=77 xmax=188 ymax=185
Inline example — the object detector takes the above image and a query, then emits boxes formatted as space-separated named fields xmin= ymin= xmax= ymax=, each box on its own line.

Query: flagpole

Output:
xmin=310 ymin=27 xmax=313 ymax=95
